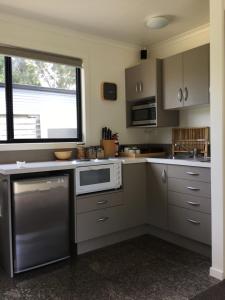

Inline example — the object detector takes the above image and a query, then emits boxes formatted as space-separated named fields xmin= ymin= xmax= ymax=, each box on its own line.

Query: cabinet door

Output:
xmin=123 ymin=163 xmax=146 ymax=228
xmin=77 ymin=205 xmax=128 ymax=242
xmin=183 ymin=44 xmax=209 ymax=107
xmin=125 ymin=61 xmax=156 ymax=101
xmin=125 ymin=65 xmax=142 ymax=101
xmin=147 ymin=164 xmax=168 ymax=229
xmin=138 ymin=60 xmax=156 ymax=99
xmin=163 ymin=54 xmax=183 ymax=109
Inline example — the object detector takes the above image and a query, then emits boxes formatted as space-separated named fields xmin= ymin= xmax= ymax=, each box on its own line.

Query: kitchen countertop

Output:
xmin=0 ymin=157 xmax=211 ymax=175
xmin=146 ymin=157 xmax=211 ymax=168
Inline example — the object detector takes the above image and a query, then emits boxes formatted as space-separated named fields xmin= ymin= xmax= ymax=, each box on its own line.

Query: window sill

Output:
xmin=0 ymin=142 xmax=77 ymax=151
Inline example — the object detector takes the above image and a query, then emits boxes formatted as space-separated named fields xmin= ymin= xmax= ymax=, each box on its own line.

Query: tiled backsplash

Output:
xmin=0 ymin=144 xmax=171 ymax=164
xmin=0 ymin=149 xmax=77 ymax=164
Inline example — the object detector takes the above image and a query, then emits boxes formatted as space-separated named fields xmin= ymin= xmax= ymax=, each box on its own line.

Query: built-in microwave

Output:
xmin=131 ymin=102 xmax=156 ymax=126
xmin=76 ymin=161 xmax=122 ymax=195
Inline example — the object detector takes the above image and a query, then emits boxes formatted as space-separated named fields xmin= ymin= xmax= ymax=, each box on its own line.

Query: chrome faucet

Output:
xmin=193 ymin=148 xmax=198 ymax=159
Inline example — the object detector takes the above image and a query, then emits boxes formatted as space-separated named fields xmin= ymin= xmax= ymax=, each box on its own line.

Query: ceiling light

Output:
xmin=145 ymin=16 xmax=169 ymax=29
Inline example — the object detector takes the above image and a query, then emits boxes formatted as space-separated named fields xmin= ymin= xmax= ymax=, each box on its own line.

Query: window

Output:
xmin=0 ymin=50 xmax=82 ymax=143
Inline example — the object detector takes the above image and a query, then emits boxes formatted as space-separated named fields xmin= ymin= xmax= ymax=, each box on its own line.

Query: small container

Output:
xmin=128 ymin=149 xmax=135 ymax=154
xmin=77 ymin=143 xmax=86 ymax=159
xmin=97 ymin=147 xmax=105 ymax=159
xmin=135 ymin=149 xmax=141 ymax=155
xmin=86 ymin=147 xmax=97 ymax=159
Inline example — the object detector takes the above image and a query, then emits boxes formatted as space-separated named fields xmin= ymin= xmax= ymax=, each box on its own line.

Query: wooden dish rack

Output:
xmin=172 ymin=127 xmax=210 ymax=158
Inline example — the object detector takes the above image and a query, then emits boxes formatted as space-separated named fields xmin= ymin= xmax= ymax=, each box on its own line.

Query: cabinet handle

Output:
xmin=186 ymin=201 xmax=200 ymax=206
xmin=96 ymin=217 xmax=109 ymax=223
xmin=97 ymin=200 xmax=108 ymax=205
xmin=187 ymin=218 xmax=200 ymax=225
xmin=161 ymin=169 xmax=167 ymax=183
xmin=184 ymin=87 xmax=188 ymax=101
xmin=185 ymin=172 xmax=199 ymax=176
xmin=139 ymin=81 xmax=143 ymax=93
xmin=135 ymin=83 xmax=138 ymax=93
xmin=186 ymin=186 xmax=200 ymax=191
xmin=177 ymin=88 xmax=183 ymax=102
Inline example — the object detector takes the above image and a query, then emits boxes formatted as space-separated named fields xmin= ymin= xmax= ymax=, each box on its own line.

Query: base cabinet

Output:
xmin=122 ymin=163 xmax=146 ymax=228
xmin=167 ymin=165 xmax=211 ymax=245
xmin=76 ymin=163 xmax=211 ymax=249
xmin=76 ymin=190 xmax=126 ymax=242
xmin=168 ymin=205 xmax=211 ymax=245
xmin=77 ymin=205 xmax=127 ymax=242
xmin=147 ymin=164 xmax=168 ymax=230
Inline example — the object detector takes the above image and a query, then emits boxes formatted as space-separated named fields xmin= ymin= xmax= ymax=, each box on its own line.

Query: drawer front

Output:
xmin=77 ymin=191 xmax=123 ymax=213
xmin=77 ymin=205 xmax=127 ymax=242
xmin=168 ymin=165 xmax=210 ymax=182
xmin=168 ymin=178 xmax=211 ymax=198
xmin=168 ymin=191 xmax=211 ymax=214
xmin=168 ymin=205 xmax=211 ymax=245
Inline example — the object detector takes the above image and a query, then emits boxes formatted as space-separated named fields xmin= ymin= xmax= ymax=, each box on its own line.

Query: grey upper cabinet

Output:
xmin=183 ymin=45 xmax=209 ymax=107
xmin=163 ymin=44 xmax=209 ymax=109
xmin=125 ymin=59 xmax=179 ymax=127
xmin=147 ymin=164 xmax=168 ymax=230
xmin=125 ymin=61 xmax=156 ymax=101
xmin=122 ymin=163 xmax=146 ymax=228
xmin=163 ymin=54 xmax=183 ymax=109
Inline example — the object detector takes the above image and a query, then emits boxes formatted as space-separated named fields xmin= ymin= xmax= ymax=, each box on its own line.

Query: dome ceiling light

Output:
xmin=145 ymin=16 xmax=169 ymax=29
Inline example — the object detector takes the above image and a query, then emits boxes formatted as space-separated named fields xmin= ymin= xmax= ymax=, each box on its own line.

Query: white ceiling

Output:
xmin=0 ymin=0 xmax=209 ymax=45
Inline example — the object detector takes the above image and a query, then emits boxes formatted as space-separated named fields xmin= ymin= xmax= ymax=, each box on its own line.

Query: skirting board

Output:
xmin=210 ymin=267 xmax=224 ymax=280
xmin=77 ymin=224 xmax=211 ymax=258
xmin=146 ymin=224 xmax=211 ymax=258
xmin=77 ymin=225 xmax=148 ymax=254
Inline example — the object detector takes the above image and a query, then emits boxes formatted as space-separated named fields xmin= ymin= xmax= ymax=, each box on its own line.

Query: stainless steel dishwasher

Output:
xmin=12 ymin=174 xmax=70 ymax=273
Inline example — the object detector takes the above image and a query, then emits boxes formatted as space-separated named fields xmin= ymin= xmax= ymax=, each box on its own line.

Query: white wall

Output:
xmin=0 ymin=13 xmax=211 ymax=150
xmin=146 ymin=24 xmax=210 ymax=143
xmin=0 ymin=12 xmax=154 ymax=150
xmin=209 ymin=0 xmax=225 ymax=280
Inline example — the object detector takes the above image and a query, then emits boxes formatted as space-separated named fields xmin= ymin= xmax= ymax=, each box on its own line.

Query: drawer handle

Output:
xmin=186 ymin=186 xmax=200 ymax=191
xmin=186 ymin=201 xmax=200 ymax=206
xmin=187 ymin=218 xmax=200 ymax=225
xmin=186 ymin=172 xmax=199 ymax=176
xmin=96 ymin=217 xmax=109 ymax=223
xmin=97 ymin=200 xmax=108 ymax=205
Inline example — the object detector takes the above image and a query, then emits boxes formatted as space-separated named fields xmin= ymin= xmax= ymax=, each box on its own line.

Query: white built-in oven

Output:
xmin=76 ymin=161 xmax=122 ymax=195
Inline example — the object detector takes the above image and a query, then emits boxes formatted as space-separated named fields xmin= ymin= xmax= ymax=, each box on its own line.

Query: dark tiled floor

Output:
xmin=0 ymin=235 xmax=219 ymax=300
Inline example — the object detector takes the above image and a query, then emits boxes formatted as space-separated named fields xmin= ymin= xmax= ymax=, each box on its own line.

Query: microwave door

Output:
xmin=131 ymin=103 xmax=156 ymax=126
xmin=76 ymin=165 xmax=115 ymax=194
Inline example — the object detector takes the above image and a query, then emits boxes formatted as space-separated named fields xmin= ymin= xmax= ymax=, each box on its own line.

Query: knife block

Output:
xmin=100 ymin=140 xmax=116 ymax=158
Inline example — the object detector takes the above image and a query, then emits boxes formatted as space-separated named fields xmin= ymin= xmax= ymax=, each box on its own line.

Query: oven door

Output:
xmin=76 ymin=164 xmax=116 ymax=195
xmin=132 ymin=104 xmax=156 ymax=126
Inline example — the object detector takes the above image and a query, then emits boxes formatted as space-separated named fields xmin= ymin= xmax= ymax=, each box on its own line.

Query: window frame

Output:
xmin=0 ymin=56 xmax=82 ymax=144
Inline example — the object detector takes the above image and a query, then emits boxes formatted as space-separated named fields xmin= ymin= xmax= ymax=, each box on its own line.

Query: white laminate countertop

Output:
xmin=0 ymin=157 xmax=211 ymax=175
xmin=146 ymin=158 xmax=211 ymax=168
